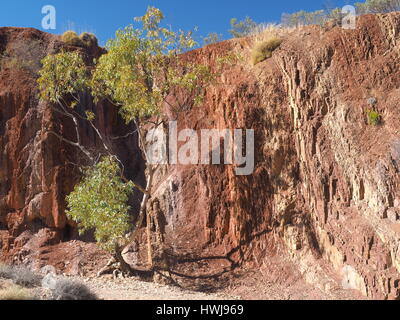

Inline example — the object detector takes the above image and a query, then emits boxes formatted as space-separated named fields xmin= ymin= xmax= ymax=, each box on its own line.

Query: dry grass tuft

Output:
xmin=231 ymin=24 xmax=296 ymax=67
xmin=0 ymin=286 xmax=36 ymax=300
xmin=250 ymin=23 xmax=297 ymax=43
xmin=251 ymin=36 xmax=282 ymax=65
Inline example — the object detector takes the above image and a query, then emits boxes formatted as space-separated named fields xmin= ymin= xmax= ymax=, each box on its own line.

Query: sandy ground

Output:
xmin=0 ymin=271 xmax=367 ymax=301
xmin=79 ymin=276 xmax=240 ymax=300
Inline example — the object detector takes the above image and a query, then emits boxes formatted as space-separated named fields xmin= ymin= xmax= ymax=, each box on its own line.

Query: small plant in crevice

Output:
xmin=367 ymin=109 xmax=381 ymax=126
xmin=251 ymin=36 xmax=282 ymax=65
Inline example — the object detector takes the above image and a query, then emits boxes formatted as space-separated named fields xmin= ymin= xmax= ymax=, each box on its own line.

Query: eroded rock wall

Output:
xmin=147 ymin=13 xmax=400 ymax=299
xmin=0 ymin=13 xmax=400 ymax=299
xmin=0 ymin=28 xmax=143 ymax=256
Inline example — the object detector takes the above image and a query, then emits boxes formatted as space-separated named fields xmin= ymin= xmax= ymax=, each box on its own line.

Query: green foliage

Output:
xmin=37 ymin=51 xmax=88 ymax=104
xmin=66 ymin=156 xmax=134 ymax=252
xmin=85 ymin=110 xmax=96 ymax=121
xmin=367 ymin=109 xmax=381 ymax=126
xmin=281 ymin=8 xmax=341 ymax=27
xmin=327 ymin=8 xmax=344 ymax=23
xmin=355 ymin=0 xmax=400 ymax=14
xmin=229 ymin=17 xmax=258 ymax=38
xmin=90 ymin=6 xmax=212 ymax=122
xmin=203 ymin=32 xmax=222 ymax=45
xmin=251 ymin=37 xmax=282 ymax=65
xmin=38 ymin=8 xmax=215 ymax=256
xmin=79 ymin=32 xmax=99 ymax=47
xmin=281 ymin=0 xmax=400 ymax=28
xmin=355 ymin=2 xmax=369 ymax=13
xmin=62 ymin=31 xmax=84 ymax=47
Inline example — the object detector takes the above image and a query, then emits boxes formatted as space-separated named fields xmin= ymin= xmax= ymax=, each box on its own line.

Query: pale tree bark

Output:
xmin=50 ymin=97 xmax=165 ymax=276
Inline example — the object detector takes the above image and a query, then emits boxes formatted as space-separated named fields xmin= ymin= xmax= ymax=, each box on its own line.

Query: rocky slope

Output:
xmin=1 ymin=13 xmax=400 ymax=300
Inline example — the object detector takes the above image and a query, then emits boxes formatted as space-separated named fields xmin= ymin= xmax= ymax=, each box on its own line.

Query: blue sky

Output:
xmin=1 ymin=0 xmax=353 ymax=46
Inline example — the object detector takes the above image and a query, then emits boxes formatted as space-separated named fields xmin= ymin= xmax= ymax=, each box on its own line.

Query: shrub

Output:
xmin=10 ymin=266 xmax=42 ymax=288
xmin=61 ymin=31 xmax=84 ymax=47
xmin=0 ymin=264 xmax=42 ymax=288
xmin=49 ymin=277 xmax=97 ymax=300
xmin=0 ymin=264 xmax=14 ymax=279
xmin=251 ymin=37 xmax=282 ymax=65
xmin=203 ymin=32 xmax=222 ymax=45
xmin=0 ymin=287 xmax=36 ymax=300
xmin=367 ymin=109 xmax=381 ymax=126
xmin=80 ymin=32 xmax=98 ymax=47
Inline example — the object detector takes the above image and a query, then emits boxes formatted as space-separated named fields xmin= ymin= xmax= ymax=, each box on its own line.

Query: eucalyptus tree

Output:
xmin=38 ymin=7 xmax=214 ymax=275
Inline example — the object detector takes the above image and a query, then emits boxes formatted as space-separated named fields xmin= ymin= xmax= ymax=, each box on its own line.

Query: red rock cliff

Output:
xmin=0 ymin=27 xmax=143 ymax=251
xmin=1 ymin=13 xmax=400 ymax=299
xmin=144 ymin=13 xmax=400 ymax=299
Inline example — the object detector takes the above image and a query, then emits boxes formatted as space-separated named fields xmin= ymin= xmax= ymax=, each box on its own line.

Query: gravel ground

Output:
xmin=79 ymin=276 xmax=240 ymax=300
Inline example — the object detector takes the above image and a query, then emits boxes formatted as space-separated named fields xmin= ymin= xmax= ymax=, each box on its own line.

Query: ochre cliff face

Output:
xmin=272 ymin=14 xmax=400 ymax=299
xmin=0 ymin=13 xmax=400 ymax=299
xmin=146 ymin=13 xmax=400 ymax=299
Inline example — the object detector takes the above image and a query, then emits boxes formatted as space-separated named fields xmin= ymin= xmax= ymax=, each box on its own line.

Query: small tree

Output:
xmin=203 ymin=32 xmax=221 ymax=45
xmin=229 ymin=17 xmax=258 ymax=38
xmin=203 ymin=32 xmax=222 ymax=45
xmin=38 ymin=7 xmax=215 ymax=275
xmin=281 ymin=9 xmax=330 ymax=27
xmin=355 ymin=0 xmax=400 ymax=13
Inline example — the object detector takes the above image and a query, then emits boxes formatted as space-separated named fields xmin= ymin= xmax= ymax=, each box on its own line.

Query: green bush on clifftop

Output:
xmin=62 ymin=31 xmax=84 ymax=47
xmin=79 ymin=32 xmax=98 ymax=47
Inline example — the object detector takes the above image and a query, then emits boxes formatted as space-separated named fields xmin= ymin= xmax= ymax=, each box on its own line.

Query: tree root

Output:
xmin=96 ymin=257 xmax=118 ymax=277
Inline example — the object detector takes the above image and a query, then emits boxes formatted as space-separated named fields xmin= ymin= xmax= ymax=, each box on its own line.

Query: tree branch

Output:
xmin=47 ymin=130 xmax=94 ymax=161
